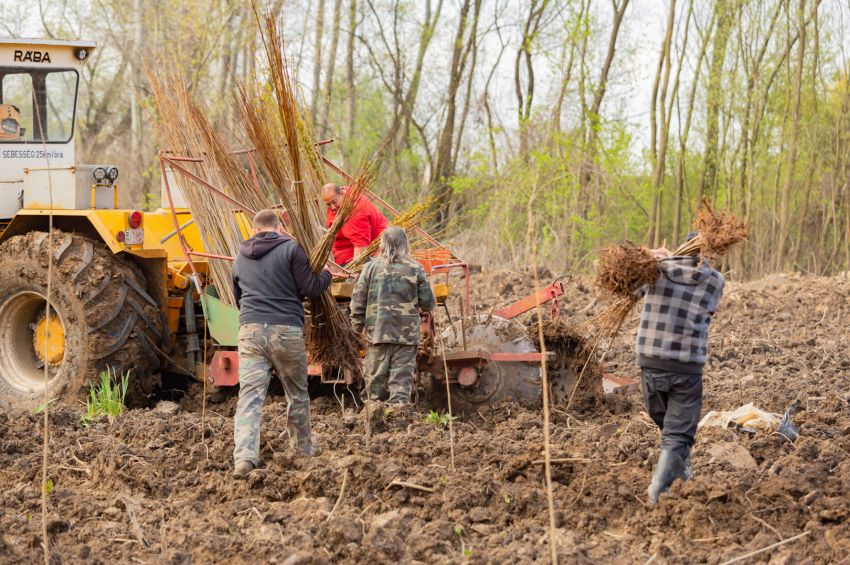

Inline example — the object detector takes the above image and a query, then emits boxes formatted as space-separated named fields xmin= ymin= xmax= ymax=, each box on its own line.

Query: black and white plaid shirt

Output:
xmin=635 ymin=257 xmax=725 ymax=374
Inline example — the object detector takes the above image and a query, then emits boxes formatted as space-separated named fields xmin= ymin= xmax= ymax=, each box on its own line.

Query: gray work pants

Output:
xmin=234 ymin=324 xmax=312 ymax=465
xmin=640 ymin=368 xmax=702 ymax=459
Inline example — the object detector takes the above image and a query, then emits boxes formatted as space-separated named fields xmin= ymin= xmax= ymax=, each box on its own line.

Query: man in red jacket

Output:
xmin=322 ymin=183 xmax=389 ymax=266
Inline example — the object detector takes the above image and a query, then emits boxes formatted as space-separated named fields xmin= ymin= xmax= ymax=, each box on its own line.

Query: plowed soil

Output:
xmin=1 ymin=269 xmax=849 ymax=564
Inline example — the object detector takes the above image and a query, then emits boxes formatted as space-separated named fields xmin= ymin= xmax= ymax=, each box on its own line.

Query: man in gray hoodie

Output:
xmin=231 ymin=210 xmax=332 ymax=478
xmin=640 ymin=234 xmax=725 ymax=502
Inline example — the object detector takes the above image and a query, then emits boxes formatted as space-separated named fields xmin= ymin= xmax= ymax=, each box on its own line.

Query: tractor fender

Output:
xmin=0 ymin=210 xmax=169 ymax=314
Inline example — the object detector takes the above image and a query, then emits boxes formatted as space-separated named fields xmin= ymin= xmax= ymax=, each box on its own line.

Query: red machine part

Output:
xmin=492 ymin=275 xmax=572 ymax=320
xmin=207 ymin=351 xmax=239 ymax=386
xmin=206 ymin=351 xmax=324 ymax=386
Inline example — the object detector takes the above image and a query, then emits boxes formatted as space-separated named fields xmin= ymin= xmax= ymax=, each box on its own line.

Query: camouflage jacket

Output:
xmin=350 ymin=259 xmax=437 ymax=345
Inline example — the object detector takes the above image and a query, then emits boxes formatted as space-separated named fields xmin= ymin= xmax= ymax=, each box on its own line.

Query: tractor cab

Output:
xmin=0 ymin=38 xmax=96 ymax=226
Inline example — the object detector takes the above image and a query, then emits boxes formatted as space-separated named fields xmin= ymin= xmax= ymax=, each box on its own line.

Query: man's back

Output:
xmin=232 ymin=232 xmax=331 ymax=327
xmin=636 ymin=256 xmax=724 ymax=372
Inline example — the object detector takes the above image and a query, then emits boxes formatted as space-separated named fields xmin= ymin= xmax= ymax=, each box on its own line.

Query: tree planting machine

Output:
xmin=0 ymin=37 xmax=580 ymax=413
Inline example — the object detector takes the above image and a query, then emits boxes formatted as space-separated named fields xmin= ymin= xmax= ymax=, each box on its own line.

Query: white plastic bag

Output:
xmin=698 ymin=402 xmax=780 ymax=432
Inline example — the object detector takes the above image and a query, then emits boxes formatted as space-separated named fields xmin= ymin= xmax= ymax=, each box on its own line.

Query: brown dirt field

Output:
xmin=1 ymin=269 xmax=849 ymax=564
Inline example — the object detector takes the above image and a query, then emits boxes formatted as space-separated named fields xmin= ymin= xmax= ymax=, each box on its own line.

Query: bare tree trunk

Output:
xmin=346 ymin=0 xmax=357 ymax=147
xmin=673 ymin=7 xmax=713 ymax=246
xmin=553 ymin=1 xmax=582 ymax=133
xmin=375 ymin=0 xmax=443 ymax=151
xmin=583 ymin=0 xmax=630 ymax=187
xmin=778 ymin=0 xmax=807 ymax=269
xmin=481 ymin=44 xmax=506 ymax=173
xmin=433 ymin=0 xmax=480 ymax=190
xmin=310 ymin=0 xmax=326 ymax=120
xmin=130 ymin=0 xmax=145 ymax=205
xmin=452 ymin=22 xmax=479 ymax=172
xmin=319 ymin=0 xmax=344 ymax=136
xmin=566 ymin=16 xmax=590 ymax=263
xmin=648 ymin=0 xmax=677 ymax=246
xmin=697 ymin=0 xmax=734 ymax=203
xmin=514 ymin=0 xmax=549 ymax=154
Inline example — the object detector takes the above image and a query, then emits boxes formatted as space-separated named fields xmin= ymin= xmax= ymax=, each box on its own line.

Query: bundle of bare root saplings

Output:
xmin=673 ymin=198 xmax=749 ymax=259
xmin=143 ymin=7 xmax=386 ymax=371
xmin=586 ymin=198 xmax=749 ymax=343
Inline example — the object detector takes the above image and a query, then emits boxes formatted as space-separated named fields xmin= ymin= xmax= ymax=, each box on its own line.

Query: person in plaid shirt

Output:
xmin=639 ymin=233 xmax=725 ymax=503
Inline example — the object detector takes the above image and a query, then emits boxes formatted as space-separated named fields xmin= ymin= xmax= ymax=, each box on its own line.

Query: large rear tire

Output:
xmin=0 ymin=230 xmax=166 ymax=410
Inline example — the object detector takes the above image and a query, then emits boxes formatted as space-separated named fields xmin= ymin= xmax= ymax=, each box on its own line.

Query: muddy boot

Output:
xmin=647 ymin=450 xmax=686 ymax=503
xmin=359 ymin=400 xmax=384 ymax=422
xmin=683 ymin=453 xmax=694 ymax=481
xmin=386 ymin=403 xmax=413 ymax=420
xmin=233 ymin=460 xmax=255 ymax=480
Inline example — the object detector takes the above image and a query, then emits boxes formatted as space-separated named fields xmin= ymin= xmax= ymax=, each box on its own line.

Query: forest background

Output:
xmin=4 ymin=0 xmax=850 ymax=280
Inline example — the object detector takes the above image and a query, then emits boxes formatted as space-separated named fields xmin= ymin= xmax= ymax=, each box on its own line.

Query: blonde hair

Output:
xmin=378 ymin=226 xmax=412 ymax=263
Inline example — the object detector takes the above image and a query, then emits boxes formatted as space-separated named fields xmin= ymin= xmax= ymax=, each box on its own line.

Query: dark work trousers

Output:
xmin=640 ymin=368 xmax=702 ymax=459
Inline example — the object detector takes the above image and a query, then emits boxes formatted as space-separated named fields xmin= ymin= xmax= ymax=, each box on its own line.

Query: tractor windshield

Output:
xmin=0 ymin=68 xmax=78 ymax=143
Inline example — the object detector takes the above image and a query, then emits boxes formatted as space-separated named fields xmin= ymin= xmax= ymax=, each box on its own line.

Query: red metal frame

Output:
xmin=493 ymin=275 xmax=572 ymax=320
xmin=160 ymin=155 xmax=203 ymax=290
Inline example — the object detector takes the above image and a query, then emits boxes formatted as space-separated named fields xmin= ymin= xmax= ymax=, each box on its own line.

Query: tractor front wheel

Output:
xmin=0 ymin=230 xmax=167 ymax=410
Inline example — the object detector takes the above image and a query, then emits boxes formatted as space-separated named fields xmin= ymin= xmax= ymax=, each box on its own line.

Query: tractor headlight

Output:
xmin=106 ymin=166 xmax=119 ymax=182
xmin=75 ymin=48 xmax=89 ymax=61
xmin=92 ymin=167 xmax=106 ymax=182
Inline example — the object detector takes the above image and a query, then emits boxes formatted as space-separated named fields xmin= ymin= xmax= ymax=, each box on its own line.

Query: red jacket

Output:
xmin=326 ymin=193 xmax=389 ymax=265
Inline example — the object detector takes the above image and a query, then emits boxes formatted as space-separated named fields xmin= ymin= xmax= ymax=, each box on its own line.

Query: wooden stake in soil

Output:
xmin=327 ymin=468 xmax=349 ymax=521
xmin=201 ymin=316 xmax=208 ymax=449
xmin=530 ymin=214 xmax=558 ymax=565
xmin=33 ymin=86 xmax=53 ymax=565
xmin=431 ymin=272 xmax=455 ymax=472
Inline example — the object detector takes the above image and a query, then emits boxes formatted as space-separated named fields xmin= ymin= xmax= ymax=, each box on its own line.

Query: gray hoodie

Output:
xmin=232 ymin=232 xmax=331 ymax=328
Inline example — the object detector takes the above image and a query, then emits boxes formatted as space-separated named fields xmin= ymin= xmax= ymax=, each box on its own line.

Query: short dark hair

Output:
xmin=322 ymin=183 xmax=341 ymax=196
xmin=253 ymin=209 xmax=281 ymax=232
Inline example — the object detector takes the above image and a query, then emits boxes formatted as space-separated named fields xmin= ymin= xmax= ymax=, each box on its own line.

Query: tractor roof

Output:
xmin=0 ymin=37 xmax=96 ymax=49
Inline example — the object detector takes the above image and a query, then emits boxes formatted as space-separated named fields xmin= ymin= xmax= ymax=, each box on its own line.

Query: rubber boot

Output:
xmin=683 ymin=453 xmax=694 ymax=481
xmin=647 ymin=449 xmax=686 ymax=503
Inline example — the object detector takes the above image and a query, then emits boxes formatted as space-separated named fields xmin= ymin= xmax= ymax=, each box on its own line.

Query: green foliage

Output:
xmin=32 ymin=398 xmax=58 ymax=414
xmin=422 ymin=410 xmax=456 ymax=428
xmin=80 ymin=368 xmax=128 ymax=427
xmin=38 ymin=478 xmax=53 ymax=496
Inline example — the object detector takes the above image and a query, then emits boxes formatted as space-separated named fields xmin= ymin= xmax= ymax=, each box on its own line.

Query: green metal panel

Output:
xmin=200 ymin=286 xmax=240 ymax=346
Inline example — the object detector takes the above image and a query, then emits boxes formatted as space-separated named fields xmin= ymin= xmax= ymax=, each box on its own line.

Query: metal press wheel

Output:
xmin=423 ymin=314 xmax=544 ymax=414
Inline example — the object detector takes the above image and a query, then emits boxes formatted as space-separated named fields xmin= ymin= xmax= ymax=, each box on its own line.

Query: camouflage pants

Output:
xmin=233 ymin=323 xmax=312 ymax=465
xmin=360 ymin=343 xmax=417 ymax=405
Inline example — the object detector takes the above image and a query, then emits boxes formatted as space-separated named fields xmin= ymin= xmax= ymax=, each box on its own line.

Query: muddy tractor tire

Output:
xmin=0 ymin=231 xmax=166 ymax=410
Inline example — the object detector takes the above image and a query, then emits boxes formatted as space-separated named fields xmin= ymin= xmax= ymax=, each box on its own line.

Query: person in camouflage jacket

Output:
xmin=350 ymin=227 xmax=436 ymax=405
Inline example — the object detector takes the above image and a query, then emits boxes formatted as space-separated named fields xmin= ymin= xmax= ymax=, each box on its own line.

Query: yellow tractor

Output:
xmin=0 ymin=36 xmax=595 ymax=414
xmin=0 ymin=37 xmax=211 ymax=410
